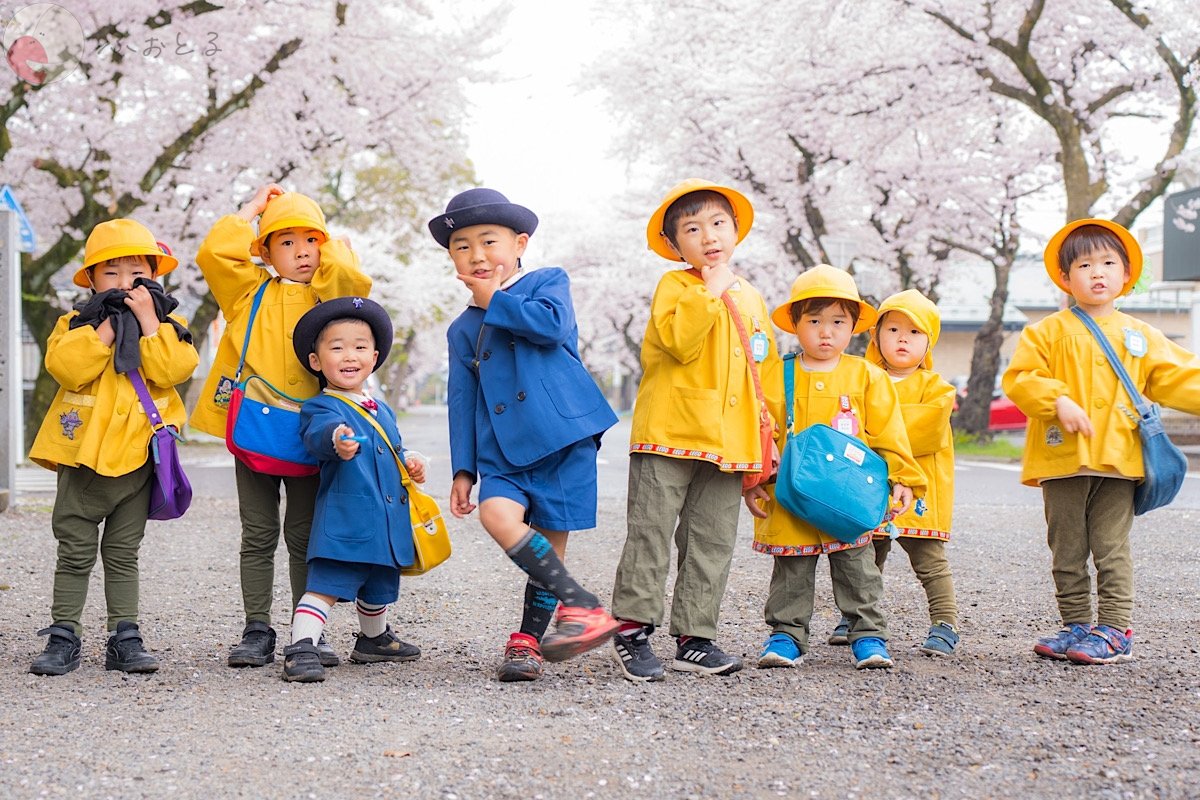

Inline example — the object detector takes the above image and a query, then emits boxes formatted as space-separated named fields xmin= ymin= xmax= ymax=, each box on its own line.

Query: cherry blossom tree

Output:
xmin=2 ymin=0 xmax=487 ymax=445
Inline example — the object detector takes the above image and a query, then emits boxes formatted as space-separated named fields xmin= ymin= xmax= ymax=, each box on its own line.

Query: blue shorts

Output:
xmin=306 ymin=557 xmax=401 ymax=605
xmin=479 ymin=437 xmax=599 ymax=531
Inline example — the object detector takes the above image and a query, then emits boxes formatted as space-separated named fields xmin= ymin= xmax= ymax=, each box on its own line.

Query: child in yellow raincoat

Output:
xmin=745 ymin=265 xmax=923 ymax=670
xmin=28 ymin=219 xmax=198 ymax=676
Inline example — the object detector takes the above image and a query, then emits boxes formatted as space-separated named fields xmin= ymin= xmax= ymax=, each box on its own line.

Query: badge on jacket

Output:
xmin=1123 ymin=328 xmax=1147 ymax=358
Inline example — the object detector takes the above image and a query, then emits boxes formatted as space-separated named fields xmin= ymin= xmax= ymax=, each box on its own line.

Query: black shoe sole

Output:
xmin=29 ymin=659 xmax=80 ymax=676
xmin=282 ymin=668 xmax=326 ymax=682
xmin=228 ymin=652 xmax=275 ymax=667
xmin=348 ymin=651 xmax=421 ymax=664
xmin=105 ymin=659 xmax=160 ymax=673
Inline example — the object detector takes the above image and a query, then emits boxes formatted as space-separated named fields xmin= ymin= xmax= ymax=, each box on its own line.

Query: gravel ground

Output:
xmin=1 ymin=413 xmax=1198 ymax=799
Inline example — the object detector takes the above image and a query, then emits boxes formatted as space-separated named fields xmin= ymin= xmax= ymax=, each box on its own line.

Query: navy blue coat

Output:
xmin=300 ymin=393 xmax=415 ymax=568
xmin=447 ymin=267 xmax=617 ymax=477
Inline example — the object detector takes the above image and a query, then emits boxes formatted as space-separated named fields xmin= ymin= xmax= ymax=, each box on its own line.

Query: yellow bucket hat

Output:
xmin=865 ymin=289 xmax=941 ymax=371
xmin=1043 ymin=218 xmax=1142 ymax=295
xmin=251 ymin=192 xmax=329 ymax=258
xmin=646 ymin=179 xmax=754 ymax=261
xmin=73 ymin=219 xmax=179 ymax=288
xmin=771 ymin=264 xmax=877 ymax=334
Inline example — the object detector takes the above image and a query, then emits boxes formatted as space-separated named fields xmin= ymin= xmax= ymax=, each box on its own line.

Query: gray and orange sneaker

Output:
xmin=541 ymin=606 xmax=619 ymax=662
xmin=496 ymin=632 xmax=544 ymax=682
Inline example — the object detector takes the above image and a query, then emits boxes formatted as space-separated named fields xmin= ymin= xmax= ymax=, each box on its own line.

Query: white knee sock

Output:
xmin=356 ymin=600 xmax=388 ymax=638
xmin=292 ymin=594 xmax=332 ymax=645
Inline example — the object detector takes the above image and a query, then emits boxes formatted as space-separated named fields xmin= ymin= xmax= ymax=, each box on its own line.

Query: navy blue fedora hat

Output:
xmin=293 ymin=296 xmax=394 ymax=376
xmin=427 ymin=188 xmax=539 ymax=249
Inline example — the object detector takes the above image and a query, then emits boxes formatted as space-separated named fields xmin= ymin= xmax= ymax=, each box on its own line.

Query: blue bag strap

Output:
xmin=234 ymin=280 xmax=271 ymax=381
xmin=1069 ymin=306 xmax=1150 ymax=417
xmin=782 ymin=352 xmax=796 ymax=437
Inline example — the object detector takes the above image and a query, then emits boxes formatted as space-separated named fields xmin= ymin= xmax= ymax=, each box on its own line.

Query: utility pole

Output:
xmin=0 ymin=210 xmax=21 ymax=511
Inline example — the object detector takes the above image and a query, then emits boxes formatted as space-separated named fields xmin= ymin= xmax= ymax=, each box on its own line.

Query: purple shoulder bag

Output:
xmin=129 ymin=371 xmax=192 ymax=520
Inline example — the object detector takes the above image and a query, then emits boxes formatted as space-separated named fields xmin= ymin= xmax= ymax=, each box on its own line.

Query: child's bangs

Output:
xmin=1058 ymin=225 xmax=1129 ymax=273
xmin=663 ymin=190 xmax=736 ymax=241
xmin=790 ymin=297 xmax=860 ymax=327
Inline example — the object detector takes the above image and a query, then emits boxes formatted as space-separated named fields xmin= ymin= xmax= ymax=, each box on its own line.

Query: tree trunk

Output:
xmin=956 ymin=255 xmax=1013 ymax=438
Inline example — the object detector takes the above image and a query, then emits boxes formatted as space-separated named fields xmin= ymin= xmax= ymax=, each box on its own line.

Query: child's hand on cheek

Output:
xmin=334 ymin=424 xmax=360 ymax=460
xmin=701 ymin=261 xmax=737 ymax=296
xmin=457 ymin=265 xmax=506 ymax=309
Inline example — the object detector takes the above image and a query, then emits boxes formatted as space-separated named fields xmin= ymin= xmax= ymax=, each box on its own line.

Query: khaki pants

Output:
xmin=235 ymin=461 xmax=319 ymax=624
xmin=1042 ymin=475 xmax=1135 ymax=629
xmin=764 ymin=544 xmax=889 ymax=652
xmin=50 ymin=461 xmax=154 ymax=635
xmin=874 ymin=537 xmax=958 ymax=627
xmin=612 ymin=454 xmax=742 ymax=639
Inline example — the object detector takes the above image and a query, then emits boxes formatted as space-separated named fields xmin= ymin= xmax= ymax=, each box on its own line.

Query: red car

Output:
xmin=988 ymin=396 xmax=1027 ymax=431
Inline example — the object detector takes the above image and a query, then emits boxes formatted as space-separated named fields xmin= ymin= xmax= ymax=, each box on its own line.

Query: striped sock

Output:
xmin=292 ymin=594 xmax=332 ymax=645
xmin=356 ymin=600 xmax=388 ymax=638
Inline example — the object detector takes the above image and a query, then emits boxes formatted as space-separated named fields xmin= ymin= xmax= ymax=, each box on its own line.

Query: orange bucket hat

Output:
xmin=646 ymin=179 xmax=754 ymax=261
xmin=771 ymin=265 xmax=877 ymax=334
xmin=251 ymin=192 xmax=329 ymax=258
xmin=1043 ymin=218 xmax=1142 ymax=295
xmin=73 ymin=219 xmax=179 ymax=288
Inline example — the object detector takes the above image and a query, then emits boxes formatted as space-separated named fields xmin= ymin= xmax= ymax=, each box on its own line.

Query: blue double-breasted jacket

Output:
xmin=446 ymin=267 xmax=618 ymax=479
xmin=300 ymin=392 xmax=415 ymax=568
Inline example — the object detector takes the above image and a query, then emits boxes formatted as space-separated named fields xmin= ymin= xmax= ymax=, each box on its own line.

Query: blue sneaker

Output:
xmin=851 ymin=637 xmax=894 ymax=669
xmin=757 ymin=633 xmax=802 ymax=668
xmin=1066 ymin=625 xmax=1134 ymax=665
xmin=1033 ymin=623 xmax=1092 ymax=660
xmin=920 ymin=622 xmax=960 ymax=657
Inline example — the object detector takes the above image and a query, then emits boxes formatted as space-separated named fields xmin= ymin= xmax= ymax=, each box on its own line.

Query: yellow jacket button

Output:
xmin=815 ymin=381 xmax=825 ymax=391
xmin=729 ymin=396 xmax=738 ymax=406
xmin=734 ymin=347 xmax=743 ymax=358
xmin=1094 ymin=399 xmax=1106 ymax=408
xmin=288 ymin=376 xmax=298 ymax=385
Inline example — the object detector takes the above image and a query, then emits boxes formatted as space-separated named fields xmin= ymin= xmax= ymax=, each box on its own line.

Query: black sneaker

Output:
xmin=316 ymin=633 xmax=341 ymax=667
xmin=672 ymin=637 xmax=743 ymax=676
xmin=29 ymin=623 xmax=82 ymax=676
xmin=228 ymin=621 xmax=276 ymax=667
xmin=612 ymin=626 xmax=665 ymax=682
xmin=105 ymin=622 xmax=160 ymax=673
xmin=282 ymin=639 xmax=325 ymax=682
xmin=349 ymin=625 xmax=421 ymax=663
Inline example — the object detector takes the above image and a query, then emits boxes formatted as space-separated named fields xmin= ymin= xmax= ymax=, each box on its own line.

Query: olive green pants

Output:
xmin=50 ymin=461 xmax=154 ymax=635
xmin=612 ymin=454 xmax=742 ymax=639
xmin=764 ymin=544 xmax=889 ymax=652
xmin=1042 ymin=475 xmax=1136 ymax=629
xmin=235 ymin=461 xmax=319 ymax=625
xmin=874 ymin=536 xmax=958 ymax=627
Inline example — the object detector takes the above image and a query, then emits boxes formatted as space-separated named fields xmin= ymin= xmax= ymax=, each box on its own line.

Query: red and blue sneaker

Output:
xmin=1032 ymin=623 xmax=1092 ymax=660
xmin=1065 ymin=625 xmax=1134 ymax=665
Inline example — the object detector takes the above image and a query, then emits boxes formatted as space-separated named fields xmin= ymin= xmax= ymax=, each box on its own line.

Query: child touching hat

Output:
xmin=28 ymin=219 xmax=199 ymax=675
xmin=191 ymin=185 xmax=372 ymax=670
xmin=1003 ymin=219 xmax=1200 ymax=665
xmin=280 ymin=296 xmax=424 ymax=682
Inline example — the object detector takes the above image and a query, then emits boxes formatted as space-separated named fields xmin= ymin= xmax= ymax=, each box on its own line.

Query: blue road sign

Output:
xmin=0 ymin=184 xmax=36 ymax=252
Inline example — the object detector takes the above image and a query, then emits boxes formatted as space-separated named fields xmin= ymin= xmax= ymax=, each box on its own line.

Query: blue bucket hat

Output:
xmin=293 ymin=296 xmax=394 ymax=377
xmin=427 ymin=188 xmax=538 ymax=249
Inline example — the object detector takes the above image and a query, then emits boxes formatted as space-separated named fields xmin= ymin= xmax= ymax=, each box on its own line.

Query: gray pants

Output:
xmin=50 ymin=461 xmax=154 ymax=635
xmin=1042 ymin=476 xmax=1135 ymax=629
xmin=874 ymin=537 xmax=958 ymax=627
xmin=764 ymin=544 xmax=889 ymax=652
xmin=612 ymin=454 xmax=742 ymax=639
xmin=235 ymin=461 xmax=319 ymax=624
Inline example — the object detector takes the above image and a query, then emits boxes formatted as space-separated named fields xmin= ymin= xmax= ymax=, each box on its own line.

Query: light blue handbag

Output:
xmin=1070 ymin=307 xmax=1187 ymax=515
xmin=773 ymin=354 xmax=890 ymax=543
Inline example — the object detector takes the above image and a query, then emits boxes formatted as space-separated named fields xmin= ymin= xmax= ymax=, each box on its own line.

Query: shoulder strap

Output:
xmin=1069 ymin=306 xmax=1150 ymax=416
xmin=128 ymin=370 xmax=184 ymax=441
xmin=234 ymin=280 xmax=271 ymax=381
xmin=328 ymin=394 xmax=415 ymax=489
xmin=782 ymin=353 xmax=796 ymax=437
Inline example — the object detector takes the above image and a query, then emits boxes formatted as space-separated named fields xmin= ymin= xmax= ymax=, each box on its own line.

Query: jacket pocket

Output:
xmin=665 ymin=386 xmax=722 ymax=447
xmin=541 ymin=368 xmax=605 ymax=419
xmin=318 ymin=492 xmax=375 ymax=542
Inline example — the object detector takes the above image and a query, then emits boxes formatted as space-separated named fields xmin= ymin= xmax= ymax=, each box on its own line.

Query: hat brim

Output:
xmin=646 ymin=182 xmax=754 ymax=261
xmin=428 ymin=203 xmax=538 ymax=249
xmin=74 ymin=245 xmax=180 ymax=288
xmin=251 ymin=221 xmax=330 ymax=258
xmin=771 ymin=294 xmax=877 ymax=335
xmin=1044 ymin=218 xmax=1143 ymax=295
xmin=293 ymin=298 xmax=394 ymax=376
